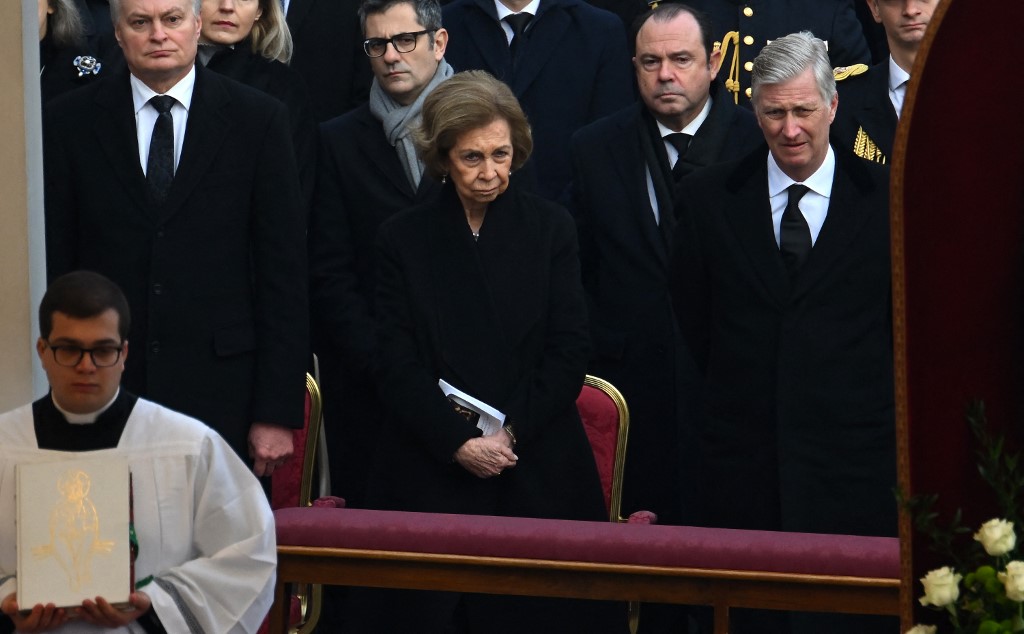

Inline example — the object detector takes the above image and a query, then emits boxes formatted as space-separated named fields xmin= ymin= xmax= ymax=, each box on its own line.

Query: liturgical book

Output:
xmin=16 ymin=457 xmax=131 ymax=610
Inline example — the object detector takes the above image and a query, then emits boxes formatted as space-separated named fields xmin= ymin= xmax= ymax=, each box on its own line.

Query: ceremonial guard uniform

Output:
xmin=687 ymin=0 xmax=870 ymax=106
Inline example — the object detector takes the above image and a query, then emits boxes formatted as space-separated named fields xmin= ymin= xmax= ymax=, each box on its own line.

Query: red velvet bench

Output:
xmin=269 ymin=507 xmax=899 ymax=634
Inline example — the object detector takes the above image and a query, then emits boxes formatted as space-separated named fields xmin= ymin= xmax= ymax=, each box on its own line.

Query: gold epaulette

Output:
xmin=853 ymin=126 xmax=887 ymax=164
xmin=834 ymin=64 xmax=869 ymax=81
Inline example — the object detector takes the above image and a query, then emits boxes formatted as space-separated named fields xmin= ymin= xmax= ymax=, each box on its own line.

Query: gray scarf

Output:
xmin=369 ymin=58 xmax=455 ymax=191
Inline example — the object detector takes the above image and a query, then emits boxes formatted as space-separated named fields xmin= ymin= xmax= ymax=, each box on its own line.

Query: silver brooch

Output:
xmin=73 ymin=55 xmax=102 ymax=77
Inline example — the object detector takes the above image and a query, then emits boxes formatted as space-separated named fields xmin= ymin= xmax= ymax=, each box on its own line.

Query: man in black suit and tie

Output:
xmin=833 ymin=0 xmax=937 ymax=165
xmin=442 ymin=0 xmax=634 ymax=200
xmin=671 ymin=30 xmax=895 ymax=632
xmin=308 ymin=0 xmax=452 ymax=506
xmin=44 ymin=0 xmax=308 ymax=477
xmin=570 ymin=3 xmax=760 ymax=529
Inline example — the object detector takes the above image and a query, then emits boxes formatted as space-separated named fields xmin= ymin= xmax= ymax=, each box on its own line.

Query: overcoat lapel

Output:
xmin=722 ymin=152 xmax=790 ymax=307
xmin=92 ymin=71 xmax=152 ymax=216
xmin=683 ymin=83 xmax=733 ymax=170
xmin=355 ymin=110 xmax=419 ymax=199
xmin=461 ymin=0 xmax=509 ymax=81
xmin=161 ymin=66 xmax=232 ymax=223
xmin=632 ymin=109 xmax=672 ymax=263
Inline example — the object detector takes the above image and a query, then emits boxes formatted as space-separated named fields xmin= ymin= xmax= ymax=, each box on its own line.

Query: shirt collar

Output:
xmin=52 ymin=388 xmax=121 ymax=424
xmin=130 ymin=65 xmax=197 ymax=116
xmin=767 ymin=144 xmax=836 ymax=198
xmin=495 ymin=0 xmax=540 ymax=20
xmin=655 ymin=96 xmax=713 ymax=138
xmin=888 ymin=55 xmax=910 ymax=92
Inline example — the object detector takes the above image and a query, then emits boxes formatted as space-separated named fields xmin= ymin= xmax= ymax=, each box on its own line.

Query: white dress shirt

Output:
xmin=767 ymin=144 xmax=835 ymax=247
xmin=888 ymin=55 xmax=910 ymax=119
xmin=645 ymin=98 xmax=713 ymax=224
xmin=131 ymin=66 xmax=196 ymax=176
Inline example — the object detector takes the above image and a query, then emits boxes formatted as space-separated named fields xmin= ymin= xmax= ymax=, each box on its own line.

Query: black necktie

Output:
xmin=665 ymin=132 xmax=692 ymax=180
xmin=779 ymin=184 xmax=811 ymax=278
xmin=504 ymin=13 xmax=532 ymax=60
xmin=147 ymin=95 xmax=176 ymax=202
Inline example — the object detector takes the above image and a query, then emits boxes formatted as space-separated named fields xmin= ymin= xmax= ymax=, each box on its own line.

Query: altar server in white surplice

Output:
xmin=0 ymin=271 xmax=276 ymax=634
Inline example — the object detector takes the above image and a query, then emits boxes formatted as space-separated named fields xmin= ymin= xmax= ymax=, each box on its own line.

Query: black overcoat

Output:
xmin=671 ymin=145 xmax=896 ymax=537
xmin=568 ymin=89 xmax=761 ymax=524
xmin=367 ymin=182 xmax=606 ymax=522
xmin=308 ymin=102 xmax=443 ymax=504
xmin=43 ymin=65 xmax=308 ymax=459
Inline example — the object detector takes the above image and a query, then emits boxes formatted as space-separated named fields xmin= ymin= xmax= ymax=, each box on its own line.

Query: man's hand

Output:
xmin=454 ymin=436 xmax=518 ymax=478
xmin=1 ymin=593 xmax=69 ymax=632
xmin=249 ymin=422 xmax=295 ymax=477
xmin=78 ymin=592 xmax=151 ymax=629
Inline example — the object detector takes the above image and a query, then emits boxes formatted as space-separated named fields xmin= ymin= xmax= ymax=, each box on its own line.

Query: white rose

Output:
xmin=919 ymin=566 xmax=961 ymax=607
xmin=999 ymin=560 xmax=1024 ymax=602
xmin=905 ymin=625 xmax=937 ymax=634
xmin=974 ymin=518 xmax=1017 ymax=556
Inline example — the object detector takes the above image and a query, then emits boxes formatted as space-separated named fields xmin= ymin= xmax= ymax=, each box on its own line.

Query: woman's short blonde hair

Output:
xmin=248 ymin=0 xmax=294 ymax=64
xmin=414 ymin=70 xmax=533 ymax=180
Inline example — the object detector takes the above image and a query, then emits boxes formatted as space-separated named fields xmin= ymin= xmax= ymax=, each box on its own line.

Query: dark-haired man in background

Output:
xmin=309 ymin=0 xmax=452 ymax=508
xmin=571 ymin=1 xmax=760 ymax=530
xmin=570 ymin=8 xmax=760 ymax=629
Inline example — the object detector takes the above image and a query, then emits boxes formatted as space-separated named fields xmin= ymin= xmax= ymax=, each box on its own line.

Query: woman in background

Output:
xmin=39 ymin=0 xmax=102 ymax=104
xmin=199 ymin=0 xmax=316 ymax=209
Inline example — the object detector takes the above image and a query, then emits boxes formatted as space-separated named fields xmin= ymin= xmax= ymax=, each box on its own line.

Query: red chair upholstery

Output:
xmin=271 ymin=507 xmax=900 ymax=633
xmin=262 ymin=373 xmax=340 ymax=634
xmin=577 ymin=375 xmax=652 ymax=631
xmin=272 ymin=374 xmax=324 ymax=510
xmin=578 ymin=375 xmax=642 ymax=523
xmin=274 ymin=507 xmax=900 ymax=580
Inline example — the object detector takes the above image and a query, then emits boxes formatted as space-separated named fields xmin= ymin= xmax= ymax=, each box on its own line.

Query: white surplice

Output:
xmin=0 ymin=398 xmax=276 ymax=633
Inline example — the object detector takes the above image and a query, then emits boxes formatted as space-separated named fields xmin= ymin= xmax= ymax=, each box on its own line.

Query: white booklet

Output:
xmin=16 ymin=457 xmax=132 ymax=610
xmin=438 ymin=379 xmax=506 ymax=437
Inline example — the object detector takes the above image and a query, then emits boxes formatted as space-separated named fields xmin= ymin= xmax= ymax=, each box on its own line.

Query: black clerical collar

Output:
xmin=33 ymin=390 xmax=139 ymax=451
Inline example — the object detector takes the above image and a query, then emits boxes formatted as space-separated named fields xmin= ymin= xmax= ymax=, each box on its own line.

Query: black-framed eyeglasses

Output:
xmin=45 ymin=342 xmax=124 ymax=368
xmin=363 ymin=29 xmax=437 ymax=58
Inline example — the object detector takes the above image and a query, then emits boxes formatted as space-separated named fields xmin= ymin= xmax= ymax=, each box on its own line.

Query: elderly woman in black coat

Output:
xmin=354 ymin=70 xmax=613 ymax=633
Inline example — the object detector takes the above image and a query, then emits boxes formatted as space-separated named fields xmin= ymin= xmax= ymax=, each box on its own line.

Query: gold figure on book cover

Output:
xmin=31 ymin=469 xmax=116 ymax=592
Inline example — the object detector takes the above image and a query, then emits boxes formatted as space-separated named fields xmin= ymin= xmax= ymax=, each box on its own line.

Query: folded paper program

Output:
xmin=438 ymin=379 xmax=506 ymax=436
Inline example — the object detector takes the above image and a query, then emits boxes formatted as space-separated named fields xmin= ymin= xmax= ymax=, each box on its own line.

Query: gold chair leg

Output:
xmin=628 ymin=600 xmax=640 ymax=634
